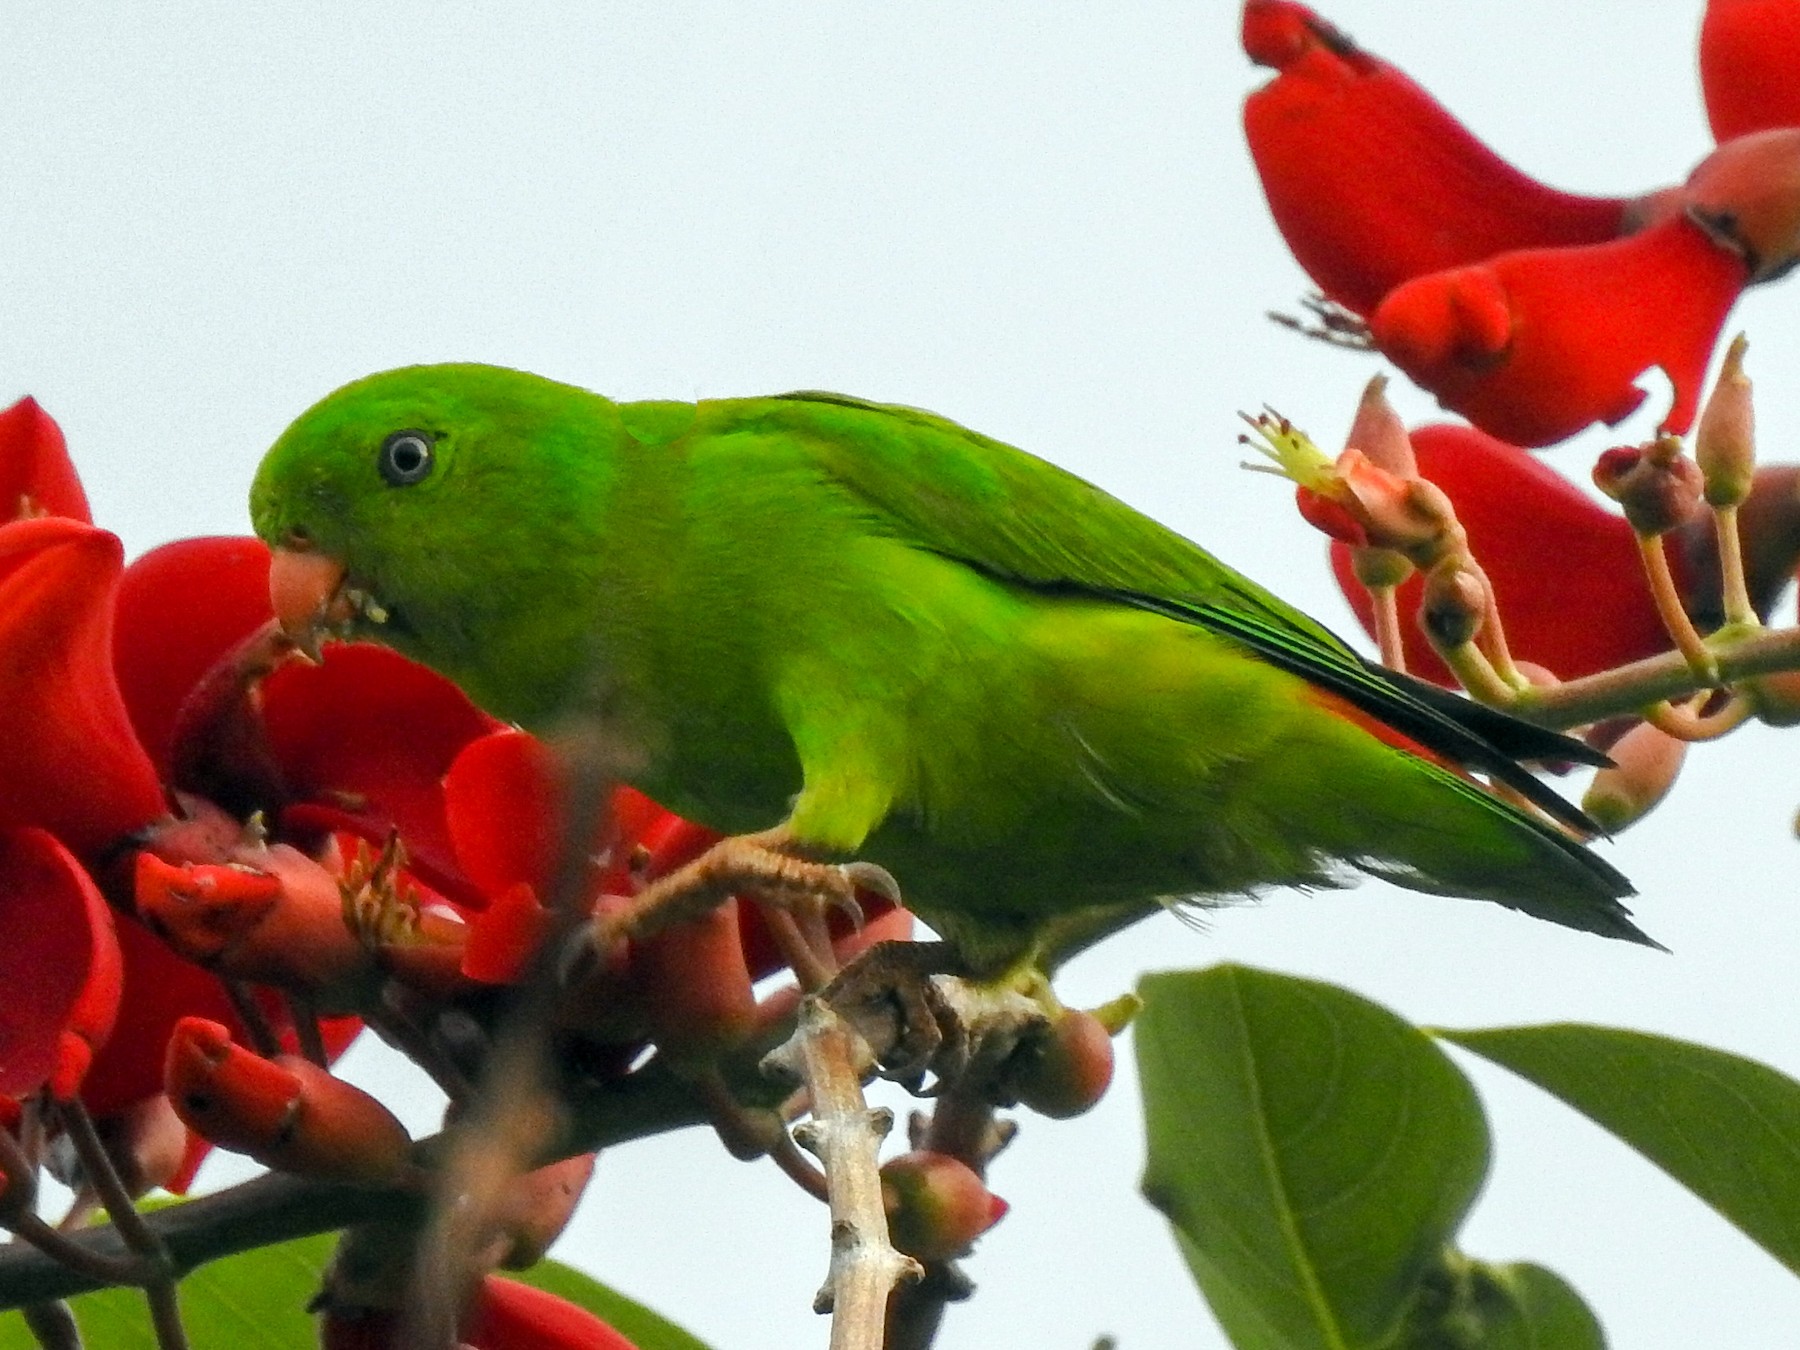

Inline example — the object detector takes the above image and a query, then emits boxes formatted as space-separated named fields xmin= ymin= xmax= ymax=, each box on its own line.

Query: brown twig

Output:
xmin=403 ymin=718 xmax=624 ymax=1349
xmin=19 ymin=1298 xmax=81 ymax=1348
xmin=59 ymin=1100 xmax=189 ymax=1350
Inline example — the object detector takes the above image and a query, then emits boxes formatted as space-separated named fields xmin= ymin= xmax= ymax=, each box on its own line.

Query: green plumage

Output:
xmin=250 ymin=364 xmax=1649 ymax=969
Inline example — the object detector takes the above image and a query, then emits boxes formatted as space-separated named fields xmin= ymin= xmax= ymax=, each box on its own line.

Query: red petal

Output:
xmin=1371 ymin=214 xmax=1749 ymax=447
xmin=632 ymin=899 xmax=758 ymax=1062
xmin=113 ymin=537 xmax=273 ymax=775
xmin=1294 ymin=485 xmax=1369 ymax=545
xmin=1329 ymin=423 xmax=1674 ymax=682
xmin=0 ymin=518 xmax=165 ymax=853
xmin=263 ymin=644 xmax=500 ymax=895
xmin=465 ymin=1277 xmax=641 ymax=1350
xmin=1242 ymin=0 xmax=1626 ymax=315
xmin=0 ymin=397 xmax=90 ymax=524
xmin=444 ymin=730 xmax=566 ymax=897
xmin=80 ymin=914 xmax=246 ymax=1118
xmin=1701 ymin=0 xmax=1800 ymax=141
xmin=0 ymin=828 xmax=123 ymax=1099
xmin=462 ymin=880 xmax=550 ymax=985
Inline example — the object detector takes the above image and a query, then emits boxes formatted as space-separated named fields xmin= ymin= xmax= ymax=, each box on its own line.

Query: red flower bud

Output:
xmin=134 ymin=843 xmax=380 ymax=1011
xmin=165 ymin=1018 xmax=411 ymax=1184
xmin=880 ymin=1151 xmax=1009 ymax=1263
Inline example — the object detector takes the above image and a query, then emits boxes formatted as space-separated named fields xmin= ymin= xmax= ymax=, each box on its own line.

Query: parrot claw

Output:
xmin=839 ymin=861 xmax=902 ymax=911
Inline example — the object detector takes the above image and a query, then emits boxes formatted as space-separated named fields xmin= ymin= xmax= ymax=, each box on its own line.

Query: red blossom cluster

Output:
xmin=1243 ymin=0 xmax=1800 ymax=447
xmin=0 ymin=394 xmax=909 ymax=1344
xmin=1243 ymin=1 xmax=1800 ymax=698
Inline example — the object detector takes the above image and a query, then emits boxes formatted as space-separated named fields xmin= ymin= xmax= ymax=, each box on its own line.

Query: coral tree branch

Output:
xmin=776 ymin=996 xmax=922 ymax=1350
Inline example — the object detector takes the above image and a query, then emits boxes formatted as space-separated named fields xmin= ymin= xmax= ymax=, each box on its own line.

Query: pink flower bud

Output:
xmin=880 ymin=1151 xmax=1009 ymax=1263
xmin=1010 ymin=1009 xmax=1117 ymax=1120
xmin=1418 ymin=559 xmax=1488 ymax=652
xmin=1593 ymin=437 xmax=1705 ymax=536
xmin=1581 ymin=722 xmax=1688 ymax=831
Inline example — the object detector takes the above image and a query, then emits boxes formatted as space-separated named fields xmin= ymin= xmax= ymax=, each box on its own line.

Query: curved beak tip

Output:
xmin=268 ymin=548 xmax=349 ymax=662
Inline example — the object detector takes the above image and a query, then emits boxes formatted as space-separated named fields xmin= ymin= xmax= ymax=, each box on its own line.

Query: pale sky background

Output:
xmin=5 ymin=3 xmax=1799 ymax=1347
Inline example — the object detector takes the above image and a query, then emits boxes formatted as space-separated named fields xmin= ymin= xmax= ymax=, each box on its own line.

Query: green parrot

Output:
xmin=250 ymin=363 xmax=1650 ymax=973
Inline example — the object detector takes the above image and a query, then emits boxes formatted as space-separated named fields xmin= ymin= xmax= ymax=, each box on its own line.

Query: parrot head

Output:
xmin=249 ymin=363 xmax=624 ymax=719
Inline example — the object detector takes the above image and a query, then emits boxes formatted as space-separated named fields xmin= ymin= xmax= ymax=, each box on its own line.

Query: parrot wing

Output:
xmin=769 ymin=391 xmax=1606 ymax=836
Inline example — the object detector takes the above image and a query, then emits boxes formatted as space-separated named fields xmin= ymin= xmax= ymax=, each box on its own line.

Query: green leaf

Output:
xmin=1136 ymin=965 xmax=1605 ymax=1350
xmin=0 ymin=1230 xmax=334 ymax=1350
xmin=1440 ymin=1022 xmax=1800 ymax=1277
xmin=1453 ymin=1261 xmax=1606 ymax=1350
xmin=0 ymin=1217 xmax=712 ymax=1350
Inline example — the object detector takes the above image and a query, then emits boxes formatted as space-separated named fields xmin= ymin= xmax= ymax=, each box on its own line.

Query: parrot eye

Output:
xmin=378 ymin=430 xmax=435 ymax=487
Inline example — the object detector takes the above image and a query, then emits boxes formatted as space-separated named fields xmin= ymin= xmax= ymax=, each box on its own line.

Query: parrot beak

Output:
xmin=269 ymin=546 xmax=351 ymax=662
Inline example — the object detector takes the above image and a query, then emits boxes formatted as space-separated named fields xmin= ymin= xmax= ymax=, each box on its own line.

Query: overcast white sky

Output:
xmin=5 ymin=4 xmax=1798 ymax=1347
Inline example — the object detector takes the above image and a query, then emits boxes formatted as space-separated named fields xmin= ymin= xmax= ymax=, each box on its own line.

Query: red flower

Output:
xmin=113 ymin=535 xmax=275 ymax=777
xmin=1242 ymin=1 xmax=1799 ymax=447
xmin=0 ymin=829 xmax=123 ymax=1101
xmin=0 ymin=517 xmax=166 ymax=854
xmin=265 ymin=643 xmax=502 ymax=903
xmin=1241 ymin=0 xmax=1627 ymax=315
xmin=1701 ymin=0 xmax=1800 ymax=141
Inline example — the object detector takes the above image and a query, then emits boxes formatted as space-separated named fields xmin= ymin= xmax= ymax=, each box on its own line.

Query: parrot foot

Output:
xmin=820 ymin=939 xmax=960 ymax=1086
xmin=823 ymin=946 xmax=1071 ymax=1095
xmin=591 ymin=827 xmax=900 ymax=957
